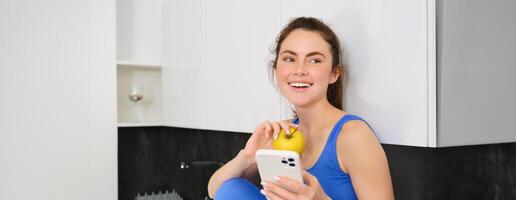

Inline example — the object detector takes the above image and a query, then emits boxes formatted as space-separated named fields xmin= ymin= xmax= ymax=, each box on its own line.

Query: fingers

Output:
xmin=261 ymin=189 xmax=286 ymax=200
xmin=257 ymin=119 xmax=299 ymax=141
xmin=261 ymin=180 xmax=293 ymax=200
xmin=271 ymin=121 xmax=281 ymax=140
xmin=302 ymin=170 xmax=313 ymax=185
xmin=273 ymin=176 xmax=305 ymax=193
xmin=302 ymin=170 xmax=320 ymax=189
xmin=278 ymin=121 xmax=291 ymax=138
xmin=272 ymin=121 xmax=294 ymax=140
xmin=261 ymin=172 xmax=321 ymax=200
xmin=263 ymin=121 xmax=272 ymax=139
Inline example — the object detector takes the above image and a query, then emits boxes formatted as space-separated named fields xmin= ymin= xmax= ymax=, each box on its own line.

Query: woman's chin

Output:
xmin=288 ymin=99 xmax=313 ymax=108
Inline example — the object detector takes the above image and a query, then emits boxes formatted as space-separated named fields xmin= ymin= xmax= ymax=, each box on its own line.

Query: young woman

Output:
xmin=208 ymin=17 xmax=394 ymax=200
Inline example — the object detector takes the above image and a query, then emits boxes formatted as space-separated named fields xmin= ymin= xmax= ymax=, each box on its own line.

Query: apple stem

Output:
xmin=287 ymin=128 xmax=298 ymax=139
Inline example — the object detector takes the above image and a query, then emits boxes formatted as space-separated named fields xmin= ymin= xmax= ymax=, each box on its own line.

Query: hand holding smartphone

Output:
xmin=255 ymin=149 xmax=303 ymax=183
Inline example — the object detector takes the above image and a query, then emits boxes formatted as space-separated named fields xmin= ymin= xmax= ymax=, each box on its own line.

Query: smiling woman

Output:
xmin=271 ymin=18 xmax=345 ymax=113
xmin=207 ymin=17 xmax=394 ymax=200
xmin=273 ymin=29 xmax=341 ymax=110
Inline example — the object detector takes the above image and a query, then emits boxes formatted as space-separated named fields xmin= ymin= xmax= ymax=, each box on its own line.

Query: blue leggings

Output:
xmin=214 ymin=178 xmax=266 ymax=200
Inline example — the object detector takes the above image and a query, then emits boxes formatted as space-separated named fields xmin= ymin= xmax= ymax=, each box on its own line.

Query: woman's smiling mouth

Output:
xmin=288 ymin=82 xmax=314 ymax=91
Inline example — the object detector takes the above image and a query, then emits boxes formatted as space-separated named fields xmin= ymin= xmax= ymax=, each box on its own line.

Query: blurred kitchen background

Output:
xmin=1 ymin=0 xmax=516 ymax=199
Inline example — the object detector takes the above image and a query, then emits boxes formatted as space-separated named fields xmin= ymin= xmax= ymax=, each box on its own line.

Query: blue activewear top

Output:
xmin=293 ymin=114 xmax=371 ymax=200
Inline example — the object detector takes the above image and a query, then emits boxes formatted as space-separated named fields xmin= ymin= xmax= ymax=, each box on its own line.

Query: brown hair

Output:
xmin=270 ymin=17 xmax=347 ymax=110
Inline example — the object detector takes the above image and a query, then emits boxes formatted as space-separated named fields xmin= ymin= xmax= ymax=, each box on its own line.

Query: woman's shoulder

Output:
xmin=336 ymin=114 xmax=384 ymax=172
xmin=337 ymin=114 xmax=379 ymax=150
xmin=342 ymin=114 xmax=368 ymax=127
xmin=338 ymin=113 xmax=371 ymax=132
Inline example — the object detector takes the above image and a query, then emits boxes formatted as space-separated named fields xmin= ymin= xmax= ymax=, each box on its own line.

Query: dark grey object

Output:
xmin=437 ymin=0 xmax=516 ymax=146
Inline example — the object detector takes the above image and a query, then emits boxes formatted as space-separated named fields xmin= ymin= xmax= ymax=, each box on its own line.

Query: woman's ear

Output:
xmin=329 ymin=65 xmax=341 ymax=84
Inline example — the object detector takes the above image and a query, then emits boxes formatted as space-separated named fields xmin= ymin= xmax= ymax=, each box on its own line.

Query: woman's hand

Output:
xmin=260 ymin=170 xmax=331 ymax=200
xmin=242 ymin=120 xmax=298 ymax=161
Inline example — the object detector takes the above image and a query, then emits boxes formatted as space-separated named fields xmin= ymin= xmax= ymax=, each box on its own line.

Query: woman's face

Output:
xmin=275 ymin=29 xmax=340 ymax=108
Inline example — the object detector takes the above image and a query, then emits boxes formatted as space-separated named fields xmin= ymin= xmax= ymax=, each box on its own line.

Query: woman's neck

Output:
xmin=294 ymin=100 xmax=343 ymax=134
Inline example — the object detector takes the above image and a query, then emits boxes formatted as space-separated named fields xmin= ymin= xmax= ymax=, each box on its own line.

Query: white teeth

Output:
xmin=289 ymin=82 xmax=312 ymax=87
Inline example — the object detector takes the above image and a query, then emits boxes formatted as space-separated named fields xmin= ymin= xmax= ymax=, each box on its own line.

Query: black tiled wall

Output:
xmin=119 ymin=127 xmax=516 ymax=200
xmin=118 ymin=127 xmax=249 ymax=200
xmin=384 ymin=143 xmax=516 ymax=199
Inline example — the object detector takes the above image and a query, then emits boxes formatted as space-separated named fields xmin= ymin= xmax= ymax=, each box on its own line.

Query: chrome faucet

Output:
xmin=179 ymin=161 xmax=224 ymax=169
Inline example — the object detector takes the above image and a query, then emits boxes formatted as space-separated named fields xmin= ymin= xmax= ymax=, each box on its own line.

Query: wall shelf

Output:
xmin=117 ymin=61 xmax=162 ymax=124
xmin=117 ymin=122 xmax=162 ymax=127
xmin=117 ymin=60 xmax=161 ymax=70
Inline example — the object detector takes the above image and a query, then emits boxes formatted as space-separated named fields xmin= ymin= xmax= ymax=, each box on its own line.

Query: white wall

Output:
xmin=280 ymin=0 xmax=432 ymax=147
xmin=0 ymin=0 xmax=117 ymax=199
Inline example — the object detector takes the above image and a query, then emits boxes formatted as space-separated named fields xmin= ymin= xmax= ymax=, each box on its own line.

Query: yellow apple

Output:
xmin=272 ymin=127 xmax=305 ymax=155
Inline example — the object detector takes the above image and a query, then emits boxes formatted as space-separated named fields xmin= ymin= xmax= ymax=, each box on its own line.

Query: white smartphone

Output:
xmin=255 ymin=149 xmax=303 ymax=183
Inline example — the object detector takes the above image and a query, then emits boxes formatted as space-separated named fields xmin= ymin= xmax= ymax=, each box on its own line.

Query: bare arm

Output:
xmin=207 ymin=150 xmax=255 ymax=198
xmin=242 ymin=162 xmax=259 ymax=180
xmin=338 ymin=120 xmax=394 ymax=200
xmin=207 ymin=120 xmax=297 ymax=199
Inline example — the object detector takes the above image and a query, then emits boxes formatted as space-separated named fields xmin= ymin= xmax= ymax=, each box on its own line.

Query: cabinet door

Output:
xmin=281 ymin=0 xmax=434 ymax=146
xmin=117 ymin=0 xmax=162 ymax=63
xmin=162 ymin=0 xmax=205 ymax=128
xmin=437 ymin=0 xmax=516 ymax=146
xmin=203 ymin=0 xmax=282 ymax=133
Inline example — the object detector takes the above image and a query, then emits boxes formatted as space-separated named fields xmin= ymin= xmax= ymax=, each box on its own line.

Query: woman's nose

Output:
xmin=293 ymin=63 xmax=308 ymax=76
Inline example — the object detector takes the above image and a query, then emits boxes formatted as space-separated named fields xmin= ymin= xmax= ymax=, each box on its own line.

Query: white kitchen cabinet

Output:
xmin=162 ymin=0 xmax=205 ymax=128
xmin=117 ymin=0 xmax=163 ymax=125
xmin=436 ymin=0 xmax=516 ymax=146
xmin=117 ymin=0 xmax=162 ymax=64
xmin=202 ymin=0 xmax=281 ymax=132
xmin=117 ymin=61 xmax=162 ymax=124
xmin=162 ymin=0 xmax=282 ymax=132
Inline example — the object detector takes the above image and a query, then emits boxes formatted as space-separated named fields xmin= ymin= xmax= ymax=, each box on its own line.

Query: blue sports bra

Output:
xmin=293 ymin=115 xmax=372 ymax=200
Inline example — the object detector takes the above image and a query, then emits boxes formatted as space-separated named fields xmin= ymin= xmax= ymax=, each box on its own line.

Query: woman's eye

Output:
xmin=309 ymin=58 xmax=322 ymax=64
xmin=283 ymin=57 xmax=295 ymax=62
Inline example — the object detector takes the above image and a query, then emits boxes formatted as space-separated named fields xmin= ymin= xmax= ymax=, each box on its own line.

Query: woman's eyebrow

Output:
xmin=280 ymin=50 xmax=326 ymax=58
xmin=280 ymin=50 xmax=297 ymax=55
xmin=306 ymin=51 xmax=326 ymax=58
